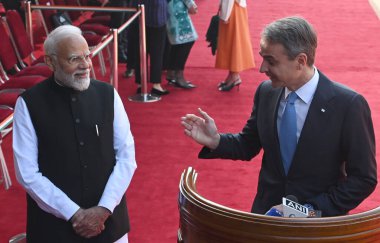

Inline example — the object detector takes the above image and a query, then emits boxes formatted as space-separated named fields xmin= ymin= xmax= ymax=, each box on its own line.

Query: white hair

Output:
xmin=43 ymin=25 xmax=83 ymax=55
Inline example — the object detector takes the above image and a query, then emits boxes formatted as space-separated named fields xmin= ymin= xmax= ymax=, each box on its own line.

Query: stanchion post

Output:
xmin=139 ymin=4 xmax=148 ymax=95
xmin=26 ymin=1 xmax=33 ymax=48
xmin=111 ymin=28 xmax=118 ymax=91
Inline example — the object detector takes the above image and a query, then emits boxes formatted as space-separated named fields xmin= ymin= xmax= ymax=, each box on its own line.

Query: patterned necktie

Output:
xmin=279 ymin=92 xmax=298 ymax=175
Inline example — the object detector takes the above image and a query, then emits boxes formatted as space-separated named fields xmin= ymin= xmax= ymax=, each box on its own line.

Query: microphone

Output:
xmin=265 ymin=195 xmax=322 ymax=217
xmin=264 ymin=207 xmax=283 ymax=217
xmin=264 ymin=195 xmax=300 ymax=217
xmin=283 ymin=195 xmax=322 ymax=218
xmin=285 ymin=195 xmax=298 ymax=203
xmin=282 ymin=195 xmax=309 ymax=218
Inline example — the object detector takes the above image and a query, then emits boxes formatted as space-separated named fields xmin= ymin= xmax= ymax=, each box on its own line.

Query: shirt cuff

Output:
xmin=98 ymin=197 xmax=116 ymax=213
xmin=63 ymin=203 xmax=81 ymax=221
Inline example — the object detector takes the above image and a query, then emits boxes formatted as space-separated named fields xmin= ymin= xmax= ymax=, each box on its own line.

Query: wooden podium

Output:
xmin=178 ymin=167 xmax=380 ymax=243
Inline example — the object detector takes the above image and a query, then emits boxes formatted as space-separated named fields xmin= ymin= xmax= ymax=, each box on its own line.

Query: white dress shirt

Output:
xmin=13 ymin=89 xmax=137 ymax=242
xmin=277 ymin=67 xmax=319 ymax=141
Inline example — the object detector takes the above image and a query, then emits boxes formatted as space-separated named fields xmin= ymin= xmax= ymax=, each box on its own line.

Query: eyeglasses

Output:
xmin=68 ymin=53 xmax=92 ymax=65
xmin=49 ymin=53 xmax=92 ymax=65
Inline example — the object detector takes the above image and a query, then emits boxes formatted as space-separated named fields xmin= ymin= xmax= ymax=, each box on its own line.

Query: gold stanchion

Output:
xmin=128 ymin=5 xmax=160 ymax=102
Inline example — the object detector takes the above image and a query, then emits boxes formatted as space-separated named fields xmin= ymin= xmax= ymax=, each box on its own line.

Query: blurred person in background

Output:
xmin=0 ymin=0 xmax=31 ymax=24
xmin=216 ymin=0 xmax=255 ymax=91
xmin=108 ymin=0 xmax=130 ymax=63
xmin=127 ymin=0 xmax=169 ymax=96
xmin=164 ymin=0 xmax=198 ymax=89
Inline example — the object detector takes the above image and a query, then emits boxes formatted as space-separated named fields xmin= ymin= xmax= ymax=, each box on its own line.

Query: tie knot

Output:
xmin=287 ymin=92 xmax=298 ymax=104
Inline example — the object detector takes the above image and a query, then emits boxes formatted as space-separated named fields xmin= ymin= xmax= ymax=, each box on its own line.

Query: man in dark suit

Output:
xmin=181 ymin=16 xmax=377 ymax=217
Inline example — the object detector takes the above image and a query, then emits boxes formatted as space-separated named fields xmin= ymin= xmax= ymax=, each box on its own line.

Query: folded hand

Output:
xmin=71 ymin=206 xmax=111 ymax=238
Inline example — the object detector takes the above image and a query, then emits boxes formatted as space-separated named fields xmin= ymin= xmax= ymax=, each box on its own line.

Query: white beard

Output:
xmin=54 ymin=67 xmax=90 ymax=91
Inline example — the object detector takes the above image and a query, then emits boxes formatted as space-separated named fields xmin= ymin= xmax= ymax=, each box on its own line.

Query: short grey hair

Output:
xmin=44 ymin=25 xmax=82 ymax=56
xmin=261 ymin=16 xmax=317 ymax=66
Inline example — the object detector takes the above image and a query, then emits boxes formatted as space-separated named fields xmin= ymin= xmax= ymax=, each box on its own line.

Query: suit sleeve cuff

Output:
xmin=198 ymin=134 xmax=227 ymax=158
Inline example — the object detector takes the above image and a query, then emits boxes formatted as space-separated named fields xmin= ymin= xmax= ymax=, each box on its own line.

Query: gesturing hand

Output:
xmin=71 ymin=206 xmax=111 ymax=238
xmin=181 ymin=108 xmax=220 ymax=150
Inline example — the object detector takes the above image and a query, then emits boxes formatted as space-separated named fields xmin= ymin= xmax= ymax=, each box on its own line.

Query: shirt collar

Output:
xmin=284 ymin=66 xmax=319 ymax=104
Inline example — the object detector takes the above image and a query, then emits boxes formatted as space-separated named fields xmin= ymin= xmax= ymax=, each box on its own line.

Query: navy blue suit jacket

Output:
xmin=199 ymin=71 xmax=377 ymax=216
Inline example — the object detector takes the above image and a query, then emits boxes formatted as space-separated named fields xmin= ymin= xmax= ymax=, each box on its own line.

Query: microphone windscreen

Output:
xmin=286 ymin=195 xmax=298 ymax=203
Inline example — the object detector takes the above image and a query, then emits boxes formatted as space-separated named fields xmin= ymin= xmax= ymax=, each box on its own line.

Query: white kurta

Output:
xmin=13 ymin=89 xmax=137 ymax=242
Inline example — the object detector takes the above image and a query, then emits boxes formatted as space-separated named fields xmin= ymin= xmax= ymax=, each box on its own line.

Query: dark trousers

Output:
xmin=126 ymin=21 xmax=138 ymax=70
xmin=108 ymin=0 xmax=128 ymax=29
xmin=1 ymin=0 xmax=23 ymax=9
xmin=164 ymin=41 xmax=194 ymax=71
xmin=2 ymin=0 xmax=26 ymax=23
xmin=129 ymin=24 xmax=167 ymax=84
xmin=108 ymin=0 xmax=129 ymax=56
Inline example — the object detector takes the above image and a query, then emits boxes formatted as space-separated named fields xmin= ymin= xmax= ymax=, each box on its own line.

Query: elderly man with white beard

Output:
xmin=12 ymin=25 xmax=137 ymax=243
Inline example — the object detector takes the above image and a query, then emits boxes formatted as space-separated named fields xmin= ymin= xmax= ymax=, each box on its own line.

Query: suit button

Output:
xmin=79 ymin=141 xmax=84 ymax=146
xmin=83 ymin=165 xmax=87 ymax=169
xmin=75 ymin=118 xmax=80 ymax=123
xmin=71 ymin=97 xmax=77 ymax=102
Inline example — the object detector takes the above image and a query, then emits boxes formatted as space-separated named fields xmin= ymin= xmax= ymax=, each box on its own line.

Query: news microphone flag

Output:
xmin=282 ymin=197 xmax=309 ymax=218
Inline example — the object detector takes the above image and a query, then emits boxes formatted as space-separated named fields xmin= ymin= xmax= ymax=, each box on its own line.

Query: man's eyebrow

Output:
xmin=67 ymin=53 xmax=78 ymax=58
xmin=259 ymin=51 xmax=272 ymax=58
xmin=260 ymin=53 xmax=275 ymax=60
xmin=67 ymin=51 xmax=91 ymax=57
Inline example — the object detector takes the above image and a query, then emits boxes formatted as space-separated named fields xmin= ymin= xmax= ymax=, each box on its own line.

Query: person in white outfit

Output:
xmin=13 ymin=25 xmax=136 ymax=243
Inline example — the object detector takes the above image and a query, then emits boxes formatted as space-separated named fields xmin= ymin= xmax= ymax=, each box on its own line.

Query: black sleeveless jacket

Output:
xmin=21 ymin=77 xmax=130 ymax=242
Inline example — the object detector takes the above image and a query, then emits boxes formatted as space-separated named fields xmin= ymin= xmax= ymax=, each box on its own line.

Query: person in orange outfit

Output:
xmin=216 ymin=0 xmax=255 ymax=91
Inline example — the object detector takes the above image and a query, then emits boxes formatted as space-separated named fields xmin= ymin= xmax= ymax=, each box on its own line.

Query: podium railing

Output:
xmin=178 ymin=167 xmax=380 ymax=242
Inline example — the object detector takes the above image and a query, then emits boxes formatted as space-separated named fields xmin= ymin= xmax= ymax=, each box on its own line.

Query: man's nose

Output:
xmin=79 ymin=59 xmax=92 ymax=68
xmin=259 ymin=61 xmax=267 ymax=73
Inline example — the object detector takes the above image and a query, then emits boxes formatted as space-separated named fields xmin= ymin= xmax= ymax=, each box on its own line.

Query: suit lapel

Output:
xmin=267 ymin=86 xmax=284 ymax=176
xmin=289 ymin=71 xmax=336 ymax=174
xmin=270 ymin=88 xmax=283 ymax=134
xmin=257 ymin=80 xmax=284 ymax=176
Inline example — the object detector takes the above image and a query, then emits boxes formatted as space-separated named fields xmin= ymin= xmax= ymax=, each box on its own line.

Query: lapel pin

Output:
xmin=321 ymin=108 xmax=326 ymax=113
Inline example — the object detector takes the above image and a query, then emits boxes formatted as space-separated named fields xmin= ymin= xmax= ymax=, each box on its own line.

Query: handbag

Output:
xmin=206 ymin=14 xmax=219 ymax=55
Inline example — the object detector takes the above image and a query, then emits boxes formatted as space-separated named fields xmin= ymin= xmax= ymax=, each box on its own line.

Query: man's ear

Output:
xmin=44 ymin=55 xmax=55 ymax=71
xmin=296 ymin=53 xmax=308 ymax=68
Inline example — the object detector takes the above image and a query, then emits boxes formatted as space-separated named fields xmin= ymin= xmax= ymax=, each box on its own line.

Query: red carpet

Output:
xmin=1 ymin=0 xmax=380 ymax=242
